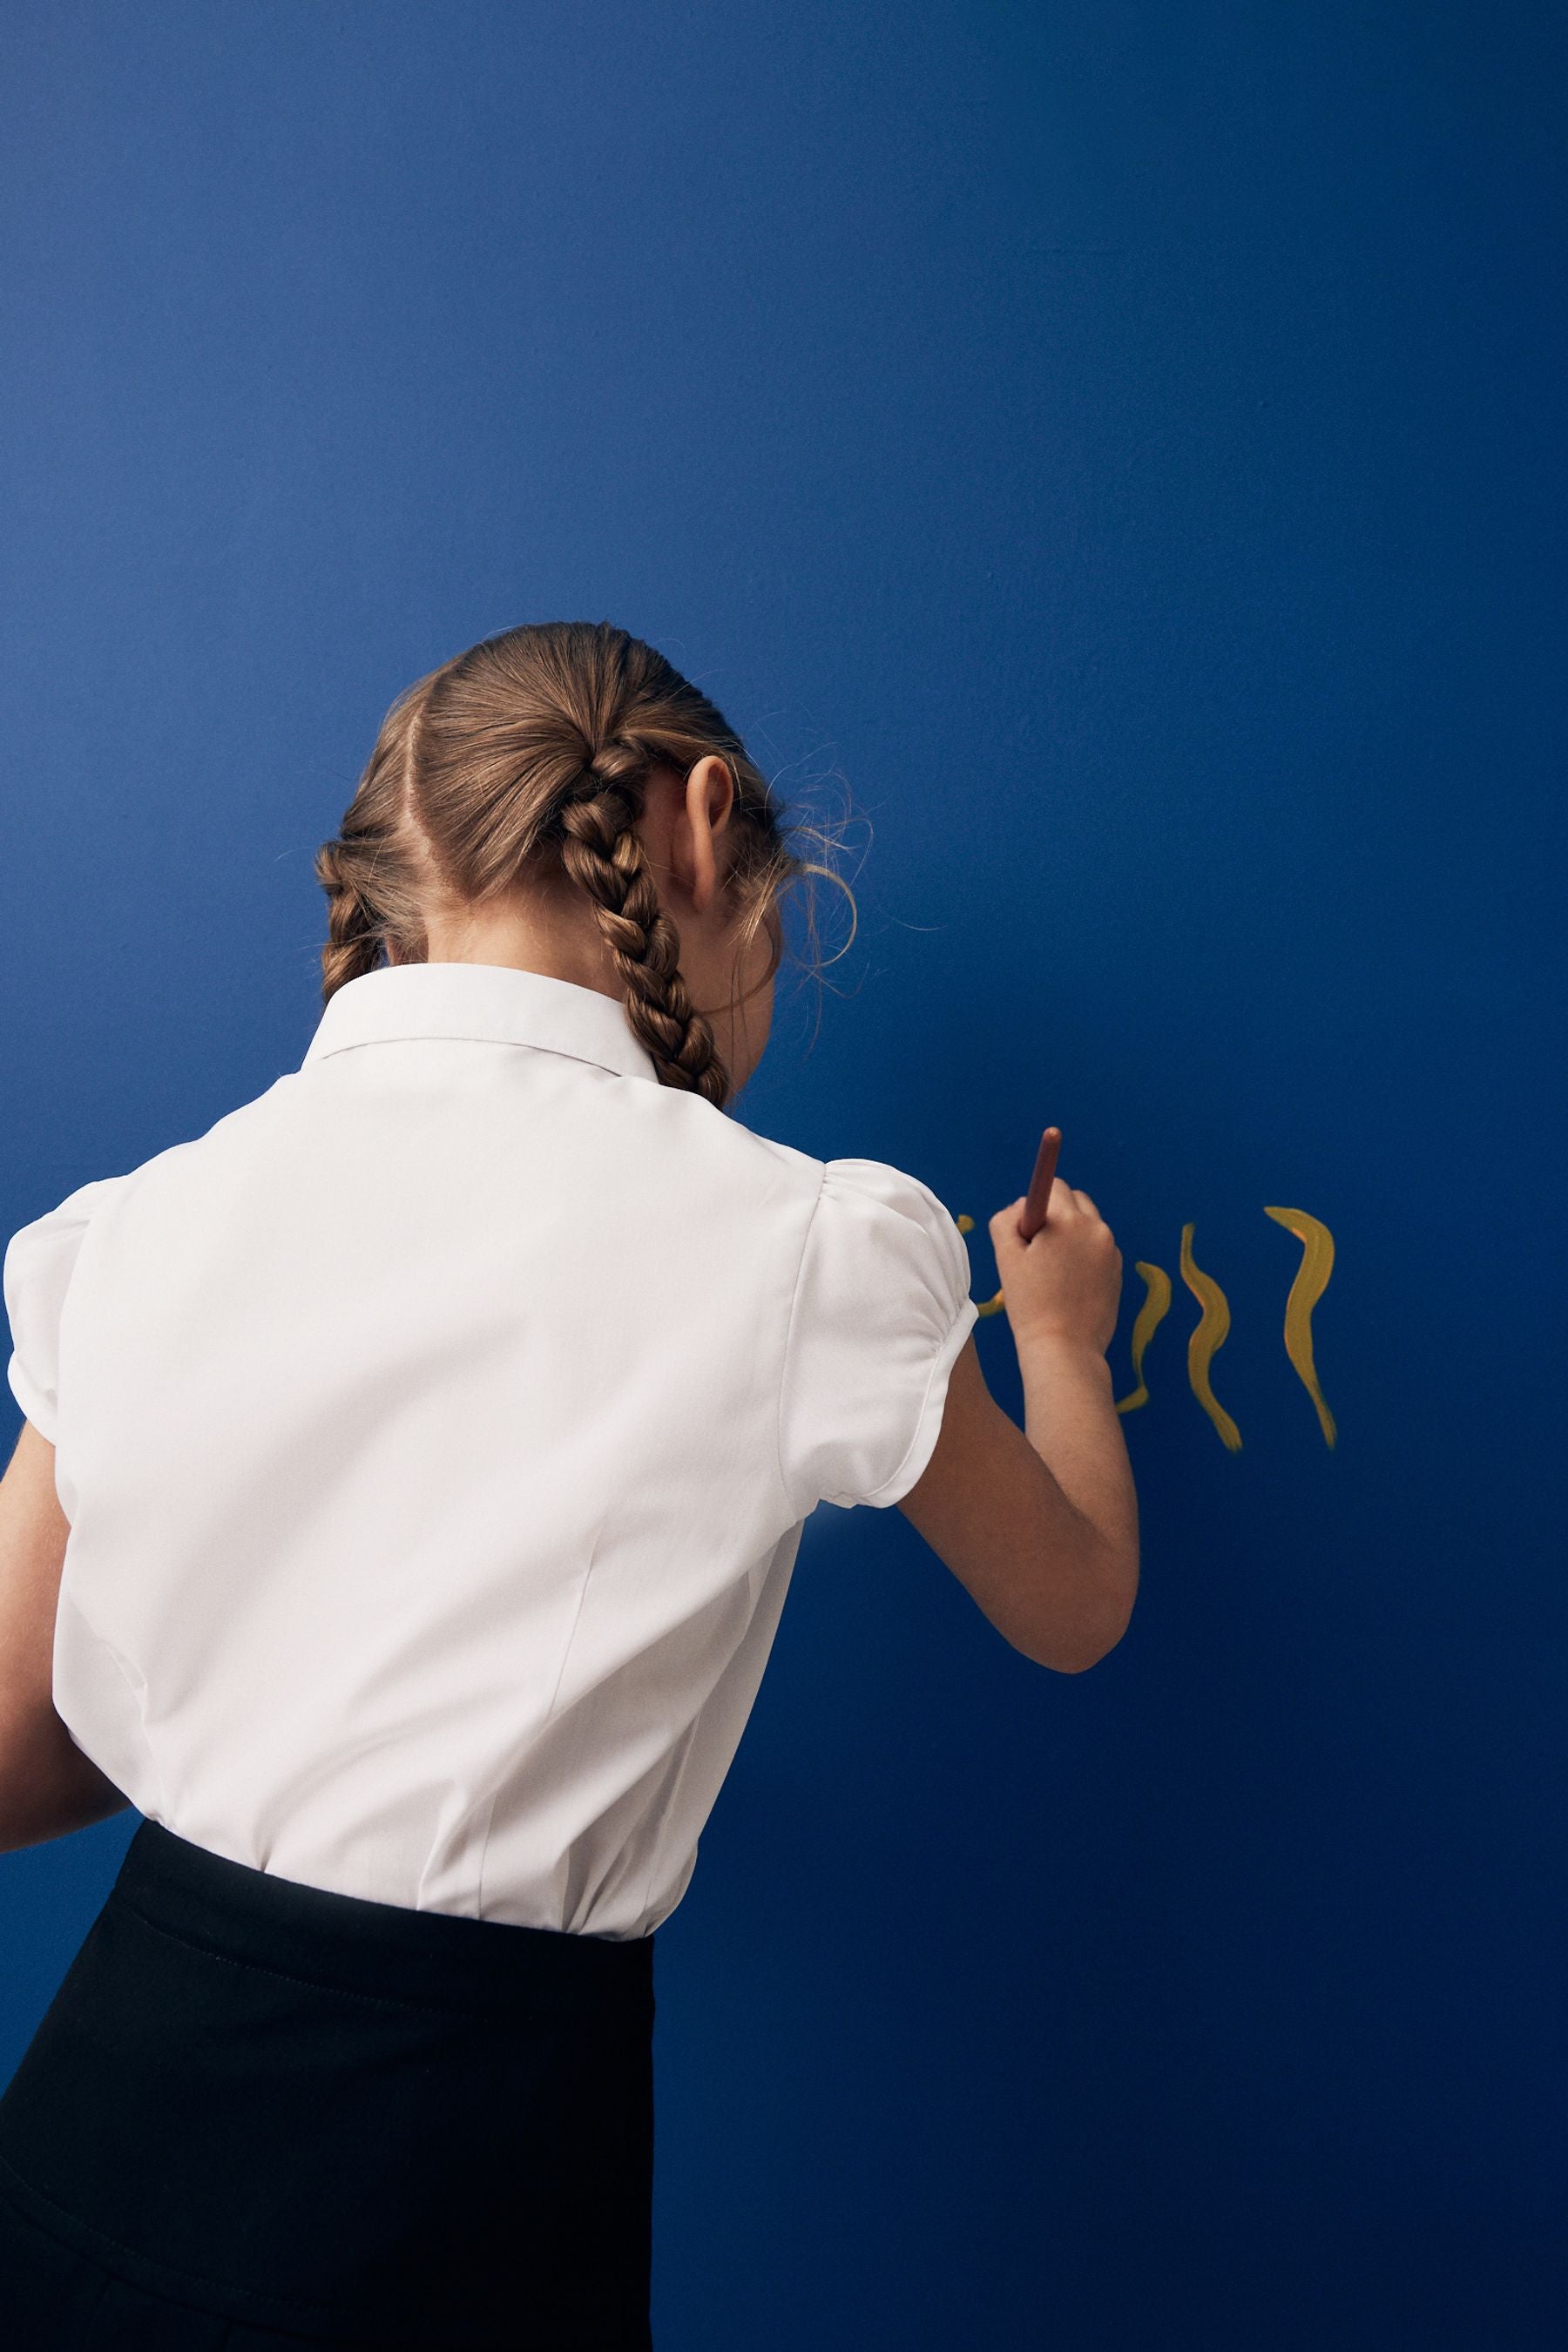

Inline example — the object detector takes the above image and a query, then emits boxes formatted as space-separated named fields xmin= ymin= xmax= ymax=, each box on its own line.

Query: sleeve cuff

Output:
xmin=856 ymin=1291 xmax=980 ymax=1510
xmin=7 ymin=1350 xmax=57 ymax=1445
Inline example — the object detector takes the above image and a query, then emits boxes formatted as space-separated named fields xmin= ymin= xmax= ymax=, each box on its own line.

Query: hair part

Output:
xmin=314 ymin=621 xmax=855 ymax=1112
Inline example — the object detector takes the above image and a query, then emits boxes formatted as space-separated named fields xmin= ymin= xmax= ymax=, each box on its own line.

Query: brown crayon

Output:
xmin=1018 ymin=1126 xmax=1062 ymax=1242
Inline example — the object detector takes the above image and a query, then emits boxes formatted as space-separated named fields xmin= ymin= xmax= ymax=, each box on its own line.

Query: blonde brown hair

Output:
xmin=314 ymin=621 xmax=852 ymax=1111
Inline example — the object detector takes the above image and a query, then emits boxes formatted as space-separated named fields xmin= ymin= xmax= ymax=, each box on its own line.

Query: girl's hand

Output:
xmin=989 ymin=1180 xmax=1123 ymax=1358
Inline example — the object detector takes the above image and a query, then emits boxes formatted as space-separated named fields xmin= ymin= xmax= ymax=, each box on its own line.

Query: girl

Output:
xmin=0 ymin=620 xmax=1139 ymax=2348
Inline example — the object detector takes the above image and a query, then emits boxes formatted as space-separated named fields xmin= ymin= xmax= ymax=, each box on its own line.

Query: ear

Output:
xmin=675 ymin=756 xmax=735 ymax=915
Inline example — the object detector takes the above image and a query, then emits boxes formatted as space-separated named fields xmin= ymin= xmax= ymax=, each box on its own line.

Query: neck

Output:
xmin=413 ymin=882 xmax=621 ymax=1001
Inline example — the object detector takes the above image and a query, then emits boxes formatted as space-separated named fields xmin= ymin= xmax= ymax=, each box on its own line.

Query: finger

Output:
xmin=1024 ymin=1177 xmax=1080 ymax=1227
xmin=990 ymin=1200 xmax=1028 ymax=1250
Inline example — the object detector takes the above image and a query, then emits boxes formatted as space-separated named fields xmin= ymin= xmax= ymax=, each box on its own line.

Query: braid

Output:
xmin=314 ymin=839 xmax=384 ymax=1000
xmin=321 ymin=623 xmax=841 ymax=1104
xmin=555 ymin=750 xmax=729 ymax=1109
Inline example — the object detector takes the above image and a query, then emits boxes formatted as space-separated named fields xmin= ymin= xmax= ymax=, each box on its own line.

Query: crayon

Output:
xmin=1018 ymin=1126 xmax=1061 ymax=1242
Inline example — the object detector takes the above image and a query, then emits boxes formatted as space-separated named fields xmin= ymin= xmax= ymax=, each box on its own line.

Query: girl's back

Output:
xmin=10 ymin=956 xmax=973 ymax=1935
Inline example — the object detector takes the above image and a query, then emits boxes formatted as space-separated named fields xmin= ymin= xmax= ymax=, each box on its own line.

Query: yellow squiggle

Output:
xmin=954 ymin=1213 xmax=1007 ymax=1315
xmin=1179 ymin=1224 xmax=1241 ymax=1451
xmin=1263 ymin=1206 xmax=1337 ymax=1448
xmin=1115 ymin=1262 xmax=1172 ymax=1413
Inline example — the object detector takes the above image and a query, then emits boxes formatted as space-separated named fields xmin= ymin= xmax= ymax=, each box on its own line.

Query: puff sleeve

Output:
xmin=3 ymin=1176 xmax=127 ymax=1443
xmin=779 ymin=1157 xmax=980 ymax=1515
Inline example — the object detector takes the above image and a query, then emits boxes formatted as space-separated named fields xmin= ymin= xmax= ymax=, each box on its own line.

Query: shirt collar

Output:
xmin=299 ymin=961 xmax=661 ymax=1085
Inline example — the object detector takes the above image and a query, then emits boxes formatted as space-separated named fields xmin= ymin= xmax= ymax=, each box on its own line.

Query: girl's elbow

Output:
xmin=1016 ymin=1549 xmax=1139 ymax=1674
xmin=0 ymin=1711 xmax=131 ymax=1851
xmin=1042 ymin=1611 xmax=1132 ymax=1674
xmin=1010 ymin=1624 xmax=1119 ymax=1674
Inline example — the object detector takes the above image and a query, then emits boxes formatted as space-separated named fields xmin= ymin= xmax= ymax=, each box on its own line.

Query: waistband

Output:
xmin=112 ymin=1817 xmax=653 ymax=2023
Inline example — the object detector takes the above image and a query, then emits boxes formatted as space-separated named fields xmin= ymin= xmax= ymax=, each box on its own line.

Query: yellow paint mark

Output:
xmin=1115 ymin=1262 xmax=1173 ymax=1413
xmin=954 ymin=1210 xmax=1006 ymax=1315
xmin=1264 ymin=1206 xmax=1338 ymax=1448
xmin=1179 ymin=1225 xmax=1241 ymax=1451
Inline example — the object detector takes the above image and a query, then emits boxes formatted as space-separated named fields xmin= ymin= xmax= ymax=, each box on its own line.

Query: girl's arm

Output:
xmin=0 ymin=1420 xmax=131 ymax=1852
xmin=899 ymin=1333 xmax=1139 ymax=1671
xmin=899 ymin=1182 xmax=1140 ymax=1672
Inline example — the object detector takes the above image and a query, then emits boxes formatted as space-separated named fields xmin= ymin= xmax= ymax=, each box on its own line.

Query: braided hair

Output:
xmin=313 ymin=622 xmax=846 ymax=1112
xmin=551 ymin=748 xmax=727 ymax=1102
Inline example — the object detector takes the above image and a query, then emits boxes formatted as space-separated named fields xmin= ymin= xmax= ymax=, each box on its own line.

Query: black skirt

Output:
xmin=0 ymin=1816 xmax=656 ymax=2349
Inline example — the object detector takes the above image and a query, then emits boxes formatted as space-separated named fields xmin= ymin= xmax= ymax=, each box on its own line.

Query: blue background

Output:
xmin=2 ymin=4 xmax=1564 ymax=2345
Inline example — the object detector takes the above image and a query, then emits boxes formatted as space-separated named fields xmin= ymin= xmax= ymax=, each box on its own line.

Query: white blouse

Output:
xmin=3 ymin=961 xmax=978 ymax=1937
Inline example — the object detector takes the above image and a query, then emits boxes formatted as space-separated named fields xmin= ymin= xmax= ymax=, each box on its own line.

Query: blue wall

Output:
xmin=2 ymin=5 xmax=1563 ymax=2344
